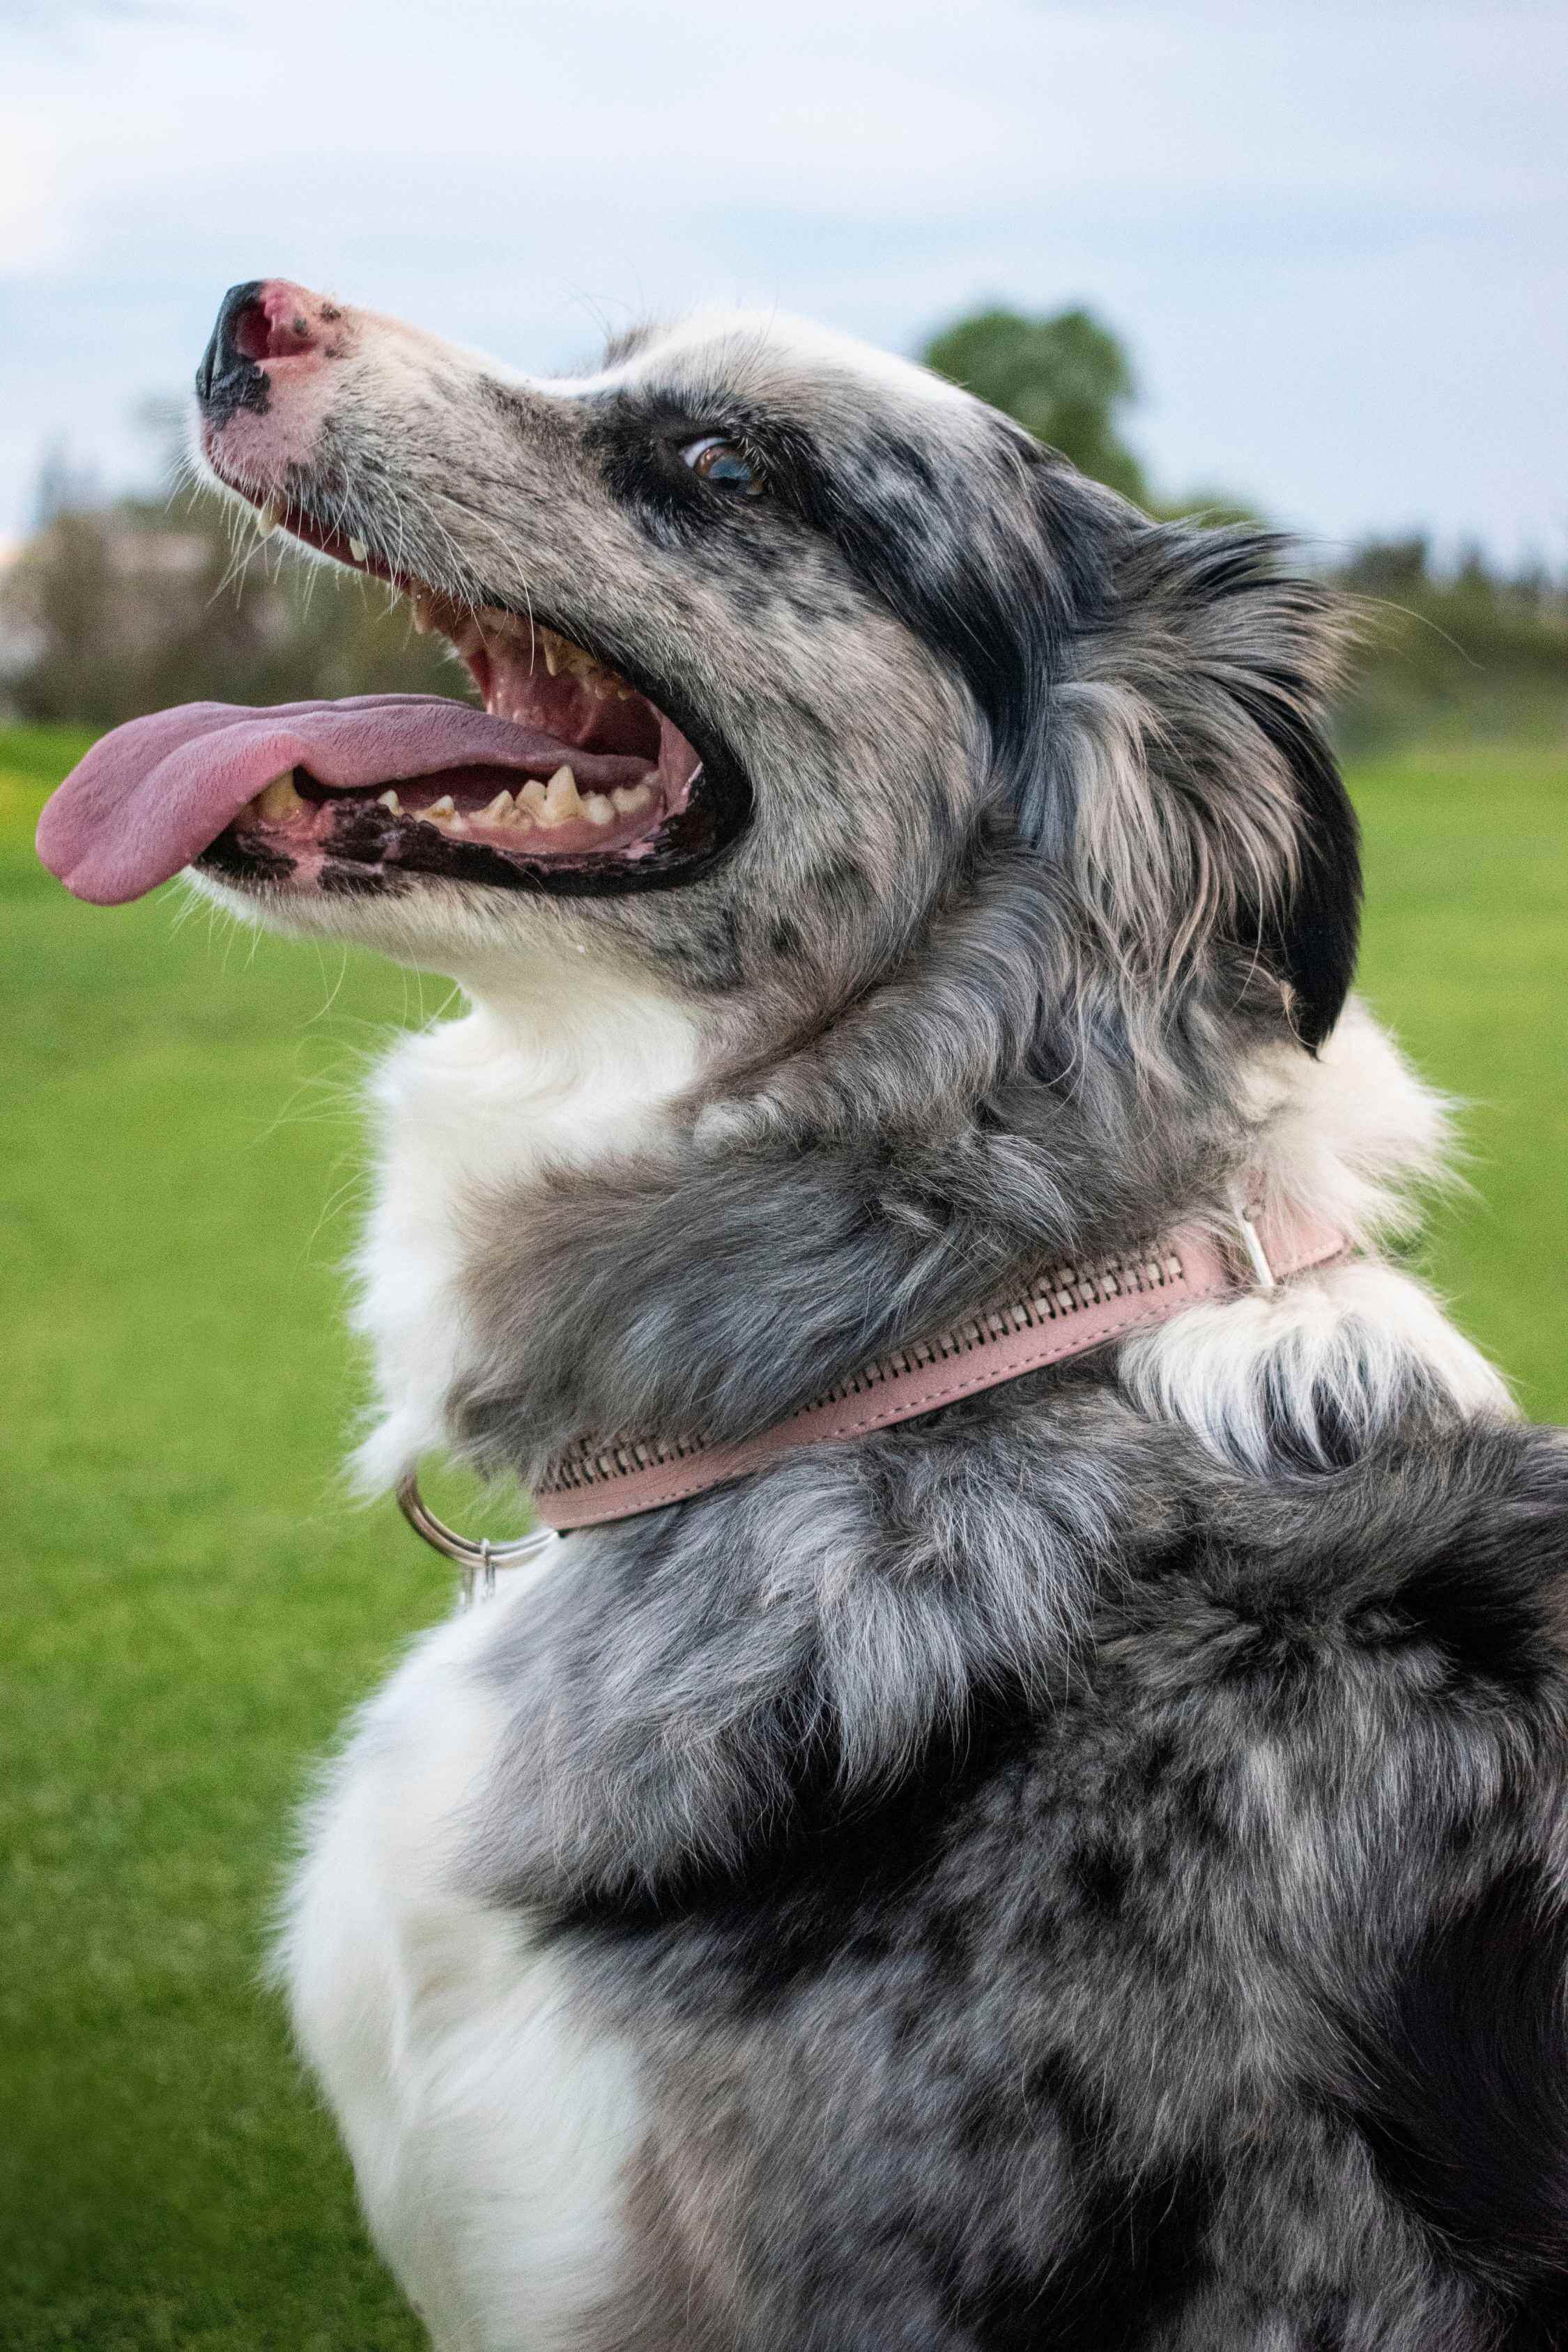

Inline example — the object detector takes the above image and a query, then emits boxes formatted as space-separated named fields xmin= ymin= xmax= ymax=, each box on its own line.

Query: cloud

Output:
xmin=0 ymin=0 xmax=1562 ymax=554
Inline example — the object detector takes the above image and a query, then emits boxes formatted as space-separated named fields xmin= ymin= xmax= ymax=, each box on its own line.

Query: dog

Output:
xmin=38 ymin=278 xmax=1568 ymax=2349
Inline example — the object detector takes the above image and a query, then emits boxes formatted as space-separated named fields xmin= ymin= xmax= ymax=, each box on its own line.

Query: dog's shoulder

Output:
xmin=1084 ymin=1417 xmax=1568 ymax=2320
xmin=558 ymin=1424 xmax=1568 ymax=2342
xmin=1101 ymin=1415 xmax=1568 ymax=1721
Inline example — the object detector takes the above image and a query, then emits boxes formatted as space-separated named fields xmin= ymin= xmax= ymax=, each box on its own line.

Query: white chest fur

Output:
xmin=348 ymin=958 xmax=702 ymax=1495
xmin=294 ymin=959 xmax=700 ymax=2349
xmin=282 ymin=1550 xmax=643 ymax=2351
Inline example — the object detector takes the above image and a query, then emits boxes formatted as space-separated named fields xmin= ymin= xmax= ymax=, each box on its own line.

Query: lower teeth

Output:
xmin=249 ymin=767 xmax=655 ymax=843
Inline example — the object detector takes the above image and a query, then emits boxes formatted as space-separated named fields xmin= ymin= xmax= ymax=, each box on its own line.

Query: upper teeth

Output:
xmin=436 ymin=603 xmax=630 ymax=697
xmin=348 ymin=537 xmax=369 ymax=562
xmin=255 ymin=498 xmax=284 ymax=541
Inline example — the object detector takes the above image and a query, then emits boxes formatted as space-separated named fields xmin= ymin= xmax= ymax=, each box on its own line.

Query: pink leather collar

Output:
xmin=532 ymin=1198 xmax=1348 ymax=1531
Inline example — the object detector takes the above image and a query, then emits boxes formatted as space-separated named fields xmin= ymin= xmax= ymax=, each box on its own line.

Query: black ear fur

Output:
xmin=1343 ymin=1865 xmax=1568 ymax=2318
xmin=1013 ymin=470 xmax=1363 ymax=1050
xmin=1227 ymin=669 xmax=1362 ymax=1049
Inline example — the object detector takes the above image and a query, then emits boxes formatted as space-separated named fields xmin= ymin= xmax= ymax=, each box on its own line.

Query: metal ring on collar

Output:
xmin=395 ymin=1470 xmax=560 ymax=1604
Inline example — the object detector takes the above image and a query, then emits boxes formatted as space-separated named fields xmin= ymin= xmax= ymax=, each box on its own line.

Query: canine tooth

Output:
xmin=540 ymin=633 xmax=559 ymax=677
xmin=477 ymin=790 xmax=516 ymax=825
xmin=541 ymin=764 xmax=581 ymax=824
xmin=258 ymin=770 xmax=305 ymax=822
xmin=582 ymin=792 xmax=613 ymax=826
xmin=517 ymin=780 xmax=548 ymax=822
xmin=348 ymin=536 xmax=369 ymax=562
xmin=377 ymin=789 xmax=403 ymax=813
xmin=255 ymin=498 xmax=283 ymax=540
xmin=610 ymin=783 xmax=652 ymax=813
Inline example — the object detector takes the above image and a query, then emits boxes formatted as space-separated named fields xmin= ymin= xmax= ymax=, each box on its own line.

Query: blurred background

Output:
xmin=2 ymin=3 xmax=1565 ymax=2346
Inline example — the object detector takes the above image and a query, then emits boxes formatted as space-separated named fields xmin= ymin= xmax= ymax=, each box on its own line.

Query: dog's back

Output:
xmin=288 ymin=1388 xmax=1568 ymax=2352
xmin=569 ymin=1415 xmax=1568 ymax=2351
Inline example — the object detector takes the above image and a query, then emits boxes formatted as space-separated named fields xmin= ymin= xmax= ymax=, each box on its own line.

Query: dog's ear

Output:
xmin=1015 ymin=490 xmax=1362 ymax=1050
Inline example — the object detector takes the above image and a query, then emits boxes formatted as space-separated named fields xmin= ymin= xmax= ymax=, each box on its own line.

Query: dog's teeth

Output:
xmin=541 ymin=765 xmax=581 ymax=825
xmin=257 ymin=770 xmax=305 ymax=823
xmin=610 ymin=784 xmax=652 ymax=814
xmin=582 ymin=792 xmax=613 ymax=826
xmin=540 ymin=633 xmax=560 ymax=677
xmin=348 ymin=536 xmax=369 ymax=563
xmin=377 ymin=789 xmax=403 ymax=813
xmin=517 ymin=780 xmax=548 ymax=823
xmin=476 ymin=790 xmax=516 ymax=826
xmin=255 ymin=498 xmax=284 ymax=541
xmin=428 ymin=794 xmax=457 ymax=819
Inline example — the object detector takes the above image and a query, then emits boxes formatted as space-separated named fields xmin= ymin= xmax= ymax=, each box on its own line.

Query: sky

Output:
xmin=1 ymin=0 xmax=1564 ymax=564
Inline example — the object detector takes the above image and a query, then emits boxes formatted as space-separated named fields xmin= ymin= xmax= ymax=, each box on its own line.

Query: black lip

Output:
xmin=202 ymin=753 xmax=747 ymax=900
xmin=203 ymin=753 xmax=742 ymax=900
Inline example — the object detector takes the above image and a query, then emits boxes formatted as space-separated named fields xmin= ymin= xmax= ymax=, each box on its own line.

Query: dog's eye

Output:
xmin=679 ymin=435 xmax=764 ymax=498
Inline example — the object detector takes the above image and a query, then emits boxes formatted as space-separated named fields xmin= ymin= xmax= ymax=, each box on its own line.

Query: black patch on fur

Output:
xmin=1231 ymin=677 xmax=1361 ymax=1050
xmin=195 ymin=829 xmax=295 ymax=887
xmin=789 ymin=419 xmax=1095 ymax=767
xmin=1390 ymin=1548 xmax=1559 ymax=1696
xmin=316 ymin=861 xmax=398 ymax=897
xmin=1344 ymin=1868 xmax=1568 ymax=2319
xmin=961 ymin=2145 xmax=1218 ymax=2352
xmin=583 ymin=392 xmax=814 ymax=552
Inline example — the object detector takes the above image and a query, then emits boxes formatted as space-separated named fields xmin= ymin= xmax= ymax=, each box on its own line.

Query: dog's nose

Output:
xmin=196 ymin=279 xmax=327 ymax=417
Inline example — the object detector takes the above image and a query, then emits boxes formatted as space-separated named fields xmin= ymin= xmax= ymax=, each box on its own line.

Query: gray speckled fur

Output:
xmin=203 ymin=304 xmax=1567 ymax=2343
xmin=426 ymin=330 xmax=1565 ymax=2346
xmin=468 ymin=1394 xmax=1568 ymax=2351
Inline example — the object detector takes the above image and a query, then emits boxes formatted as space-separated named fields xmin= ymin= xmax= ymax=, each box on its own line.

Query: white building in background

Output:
xmin=0 ymin=538 xmax=37 ymax=712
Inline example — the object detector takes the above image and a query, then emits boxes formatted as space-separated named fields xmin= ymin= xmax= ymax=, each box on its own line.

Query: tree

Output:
xmin=922 ymin=305 xmax=1151 ymax=506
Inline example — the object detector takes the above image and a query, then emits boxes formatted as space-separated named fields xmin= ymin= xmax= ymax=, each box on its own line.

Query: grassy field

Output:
xmin=2 ymin=720 xmax=1565 ymax=2349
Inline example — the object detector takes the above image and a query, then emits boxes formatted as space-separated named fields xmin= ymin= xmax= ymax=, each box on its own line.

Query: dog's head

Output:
xmin=40 ymin=278 xmax=1359 ymax=1061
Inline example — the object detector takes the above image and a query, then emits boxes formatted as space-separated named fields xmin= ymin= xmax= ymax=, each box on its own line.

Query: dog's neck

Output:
xmin=348 ymin=951 xmax=706 ymax=1494
xmin=351 ymin=973 xmax=1509 ymax=1500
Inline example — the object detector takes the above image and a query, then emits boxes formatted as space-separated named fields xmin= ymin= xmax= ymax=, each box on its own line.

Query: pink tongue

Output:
xmin=36 ymin=694 xmax=627 ymax=907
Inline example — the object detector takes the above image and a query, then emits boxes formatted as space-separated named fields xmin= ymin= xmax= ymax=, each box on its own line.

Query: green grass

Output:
xmin=2 ymin=721 xmax=1565 ymax=2347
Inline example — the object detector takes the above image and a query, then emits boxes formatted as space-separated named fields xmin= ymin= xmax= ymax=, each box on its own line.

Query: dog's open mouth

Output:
xmin=35 ymin=500 xmax=738 ymax=909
